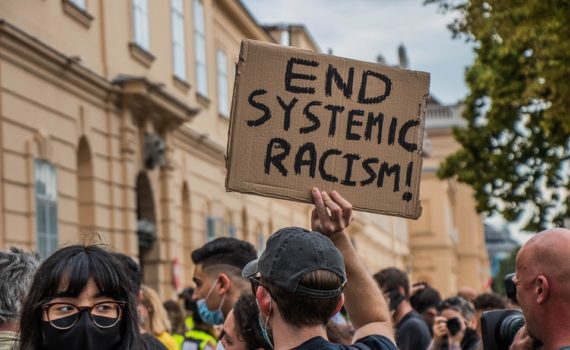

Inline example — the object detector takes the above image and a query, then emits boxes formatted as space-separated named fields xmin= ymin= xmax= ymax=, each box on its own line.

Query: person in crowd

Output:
xmin=457 ymin=287 xmax=478 ymax=304
xmin=219 ymin=294 xmax=271 ymax=350
xmin=179 ymin=287 xmax=196 ymax=331
xmin=18 ymin=244 xmax=143 ymax=350
xmin=241 ymin=188 xmax=396 ymax=349
xmin=176 ymin=298 xmax=216 ymax=350
xmin=374 ymin=268 xmax=432 ymax=350
xmin=410 ymin=282 xmax=442 ymax=335
xmin=472 ymin=292 xmax=507 ymax=339
xmin=163 ymin=300 xmax=186 ymax=339
xmin=114 ymin=253 xmax=168 ymax=350
xmin=191 ymin=238 xmax=257 ymax=325
xmin=0 ymin=248 xmax=39 ymax=350
xmin=510 ymin=228 xmax=570 ymax=350
xmin=141 ymin=285 xmax=179 ymax=350
xmin=428 ymin=296 xmax=480 ymax=350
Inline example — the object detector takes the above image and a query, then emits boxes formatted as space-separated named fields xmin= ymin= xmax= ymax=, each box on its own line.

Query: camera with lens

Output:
xmin=446 ymin=317 xmax=462 ymax=337
xmin=480 ymin=273 xmax=541 ymax=350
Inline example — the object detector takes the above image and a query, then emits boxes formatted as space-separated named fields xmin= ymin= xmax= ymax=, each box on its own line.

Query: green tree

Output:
xmin=425 ymin=0 xmax=570 ymax=231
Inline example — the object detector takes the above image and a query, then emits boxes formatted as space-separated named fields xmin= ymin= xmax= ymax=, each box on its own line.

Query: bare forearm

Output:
xmin=331 ymin=232 xmax=391 ymax=328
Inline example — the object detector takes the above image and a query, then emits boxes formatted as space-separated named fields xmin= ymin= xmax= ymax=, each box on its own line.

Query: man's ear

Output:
xmin=256 ymin=286 xmax=272 ymax=317
xmin=535 ymin=275 xmax=549 ymax=304
xmin=217 ymin=273 xmax=232 ymax=294
xmin=331 ymin=293 xmax=345 ymax=318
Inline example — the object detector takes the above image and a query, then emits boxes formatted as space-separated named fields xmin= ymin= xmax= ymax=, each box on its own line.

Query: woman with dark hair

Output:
xmin=18 ymin=244 xmax=143 ymax=350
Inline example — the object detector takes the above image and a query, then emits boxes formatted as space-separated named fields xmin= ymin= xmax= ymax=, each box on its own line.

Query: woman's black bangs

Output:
xmin=43 ymin=250 xmax=92 ymax=300
xmin=43 ymin=247 xmax=125 ymax=301
xmin=89 ymin=249 xmax=126 ymax=301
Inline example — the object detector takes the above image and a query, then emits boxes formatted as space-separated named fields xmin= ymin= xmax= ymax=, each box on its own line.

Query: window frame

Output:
xmin=34 ymin=159 xmax=58 ymax=260
xmin=193 ymin=0 xmax=208 ymax=97
xmin=171 ymin=0 xmax=187 ymax=80
xmin=69 ymin=0 xmax=86 ymax=9
xmin=216 ymin=49 xmax=229 ymax=117
xmin=132 ymin=0 xmax=150 ymax=51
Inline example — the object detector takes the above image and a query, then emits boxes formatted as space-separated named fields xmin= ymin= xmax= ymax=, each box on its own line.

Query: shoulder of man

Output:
xmin=293 ymin=335 xmax=396 ymax=350
xmin=399 ymin=312 xmax=430 ymax=332
xmin=395 ymin=313 xmax=431 ymax=349
xmin=351 ymin=335 xmax=398 ymax=350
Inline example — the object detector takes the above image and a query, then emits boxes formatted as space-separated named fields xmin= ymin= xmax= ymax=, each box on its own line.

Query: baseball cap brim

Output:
xmin=242 ymin=259 xmax=259 ymax=278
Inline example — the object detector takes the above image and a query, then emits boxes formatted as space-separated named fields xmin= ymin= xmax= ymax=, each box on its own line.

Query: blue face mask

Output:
xmin=197 ymin=281 xmax=226 ymax=325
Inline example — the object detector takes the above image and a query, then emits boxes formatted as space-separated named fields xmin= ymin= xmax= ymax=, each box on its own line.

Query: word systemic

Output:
xmin=245 ymin=57 xmax=421 ymax=201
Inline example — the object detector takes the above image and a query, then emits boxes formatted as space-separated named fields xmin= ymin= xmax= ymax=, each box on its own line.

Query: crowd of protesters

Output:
xmin=0 ymin=189 xmax=568 ymax=350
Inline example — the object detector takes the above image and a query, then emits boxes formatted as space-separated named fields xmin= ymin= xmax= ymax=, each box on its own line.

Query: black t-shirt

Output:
xmin=292 ymin=335 xmax=397 ymax=350
xmin=395 ymin=310 xmax=432 ymax=350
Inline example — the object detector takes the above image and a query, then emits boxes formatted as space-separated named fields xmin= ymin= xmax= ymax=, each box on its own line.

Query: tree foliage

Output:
xmin=425 ymin=0 xmax=570 ymax=231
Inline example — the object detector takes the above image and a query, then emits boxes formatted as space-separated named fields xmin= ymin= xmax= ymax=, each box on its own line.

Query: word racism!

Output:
xmin=245 ymin=57 xmax=421 ymax=202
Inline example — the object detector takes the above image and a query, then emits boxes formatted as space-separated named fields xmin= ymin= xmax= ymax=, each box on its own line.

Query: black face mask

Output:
xmin=42 ymin=311 xmax=122 ymax=350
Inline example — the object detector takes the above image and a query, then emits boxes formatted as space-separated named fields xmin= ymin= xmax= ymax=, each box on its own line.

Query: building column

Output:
xmin=157 ymin=131 xmax=180 ymax=298
xmin=118 ymin=108 xmax=139 ymax=258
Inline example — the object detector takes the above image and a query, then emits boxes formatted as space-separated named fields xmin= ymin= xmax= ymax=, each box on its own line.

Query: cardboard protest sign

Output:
xmin=226 ymin=40 xmax=430 ymax=219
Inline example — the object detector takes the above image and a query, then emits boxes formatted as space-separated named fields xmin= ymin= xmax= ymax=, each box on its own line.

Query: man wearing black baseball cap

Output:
xmin=242 ymin=188 xmax=396 ymax=350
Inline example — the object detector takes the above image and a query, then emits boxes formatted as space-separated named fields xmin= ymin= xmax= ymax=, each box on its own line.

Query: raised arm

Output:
xmin=311 ymin=187 xmax=394 ymax=343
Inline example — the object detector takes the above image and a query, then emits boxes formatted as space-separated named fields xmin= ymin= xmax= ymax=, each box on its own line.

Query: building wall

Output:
xmin=0 ymin=0 xmax=409 ymax=298
xmin=409 ymin=113 xmax=490 ymax=297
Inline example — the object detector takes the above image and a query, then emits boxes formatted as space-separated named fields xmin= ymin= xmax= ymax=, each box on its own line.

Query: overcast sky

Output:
xmin=241 ymin=0 xmax=474 ymax=105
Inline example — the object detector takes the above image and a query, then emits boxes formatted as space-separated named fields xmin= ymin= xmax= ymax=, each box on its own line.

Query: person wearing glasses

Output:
xmin=241 ymin=188 xmax=396 ymax=350
xmin=18 ymin=245 xmax=143 ymax=350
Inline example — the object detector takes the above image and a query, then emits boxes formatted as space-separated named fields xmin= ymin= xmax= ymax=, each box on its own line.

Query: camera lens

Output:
xmin=499 ymin=313 xmax=525 ymax=348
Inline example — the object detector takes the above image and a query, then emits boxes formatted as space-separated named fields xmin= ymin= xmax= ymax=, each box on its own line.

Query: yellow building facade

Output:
xmin=0 ymin=0 xmax=410 ymax=298
xmin=409 ymin=99 xmax=490 ymax=296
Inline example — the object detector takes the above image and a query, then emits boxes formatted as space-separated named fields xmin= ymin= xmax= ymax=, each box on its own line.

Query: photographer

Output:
xmin=374 ymin=268 xmax=431 ymax=350
xmin=428 ymin=297 xmax=480 ymax=350
xmin=509 ymin=228 xmax=570 ymax=350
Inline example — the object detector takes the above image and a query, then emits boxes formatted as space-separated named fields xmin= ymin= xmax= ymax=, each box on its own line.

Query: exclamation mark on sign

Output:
xmin=402 ymin=161 xmax=413 ymax=202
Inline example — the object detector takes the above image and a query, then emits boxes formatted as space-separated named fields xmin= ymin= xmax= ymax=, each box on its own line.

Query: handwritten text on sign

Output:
xmin=226 ymin=40 xmax=429 ymax=219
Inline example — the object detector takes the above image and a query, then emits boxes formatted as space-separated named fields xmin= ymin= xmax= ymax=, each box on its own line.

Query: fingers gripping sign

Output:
xmin=311 ymin=187 xmax=353 ymax=238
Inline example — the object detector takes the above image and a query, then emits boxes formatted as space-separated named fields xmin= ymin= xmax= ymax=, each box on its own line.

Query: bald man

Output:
xmin=510 ymin=228 xmax=570 ymax=350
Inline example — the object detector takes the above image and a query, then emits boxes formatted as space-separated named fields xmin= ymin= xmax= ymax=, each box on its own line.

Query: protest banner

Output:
xmin=226 ymin=40 xmax=430 ymax=219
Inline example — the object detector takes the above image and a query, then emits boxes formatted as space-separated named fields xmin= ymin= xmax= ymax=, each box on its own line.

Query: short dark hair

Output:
xmin=19 ymin=245 xmax=143 ymax=350
xmin=179 ymin=287 xmax=195 ymax=311
xmin=233 ymin=294 xmax=271 ymax=350
xmin=265 ymin=269 xmax=342 ymax=327
xmin=191 ymin=237 xmax=257 ymax=270
xmin=410 ymin=283 xmax=442 ymax=314
xmin=473 ymin=293 xmax=507 ymax=311
xmin=113 ymin=252 xmax=142 ymax=296
xmin=373 ymin=267 xmax=410 ymax=297
xmin=438 ymin=296 xmax=476 ymax=321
